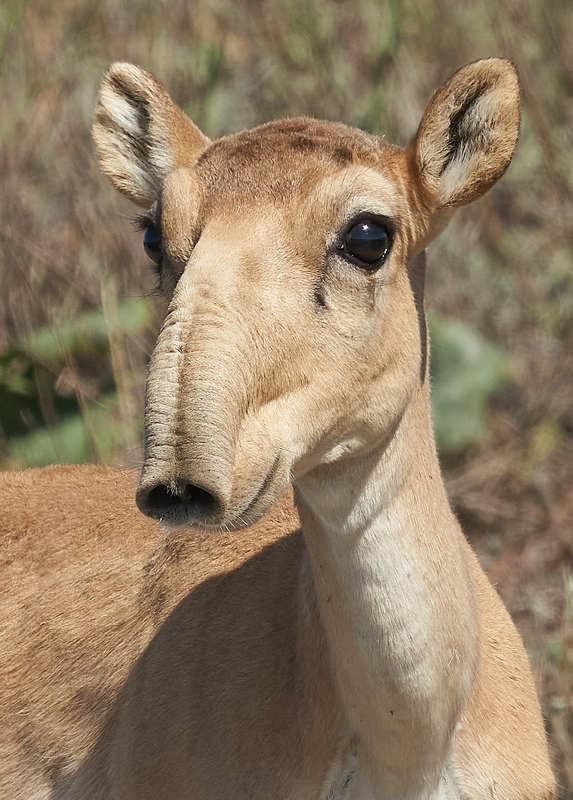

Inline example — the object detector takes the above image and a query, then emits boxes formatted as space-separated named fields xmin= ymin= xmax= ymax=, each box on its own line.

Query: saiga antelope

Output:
xmin=0 ymin=59 xmax=554 ymax=799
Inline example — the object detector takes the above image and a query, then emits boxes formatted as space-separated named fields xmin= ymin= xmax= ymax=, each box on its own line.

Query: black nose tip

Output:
xmin=138 ymin=480 xmax=219 ymax=523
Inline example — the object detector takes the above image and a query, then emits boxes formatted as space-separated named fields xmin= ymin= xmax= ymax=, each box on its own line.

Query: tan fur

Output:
xmin=0 ymin=59 xmax=553 ymax=799
xmin=93 ymin=63 xmax=209 ymax=206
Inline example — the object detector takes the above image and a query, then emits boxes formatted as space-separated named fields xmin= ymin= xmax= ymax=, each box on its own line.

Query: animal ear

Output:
xmin=413 ymin=58 xmax=520 ymax=208
xmin=93 ymin=62 xmax=209 ymax=206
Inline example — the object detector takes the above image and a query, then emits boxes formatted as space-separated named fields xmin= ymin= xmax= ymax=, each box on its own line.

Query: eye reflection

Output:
xmin=343 ymin=219 xmax=391 ymax=268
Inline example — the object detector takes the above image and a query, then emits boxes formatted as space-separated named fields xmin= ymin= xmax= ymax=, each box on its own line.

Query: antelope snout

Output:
xmin=136 ymin=473 xmax=231 ymax=527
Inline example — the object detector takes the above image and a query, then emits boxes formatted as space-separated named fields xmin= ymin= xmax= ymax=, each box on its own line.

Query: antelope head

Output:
xmin=93 ymin=59 xmax=519 ymax=529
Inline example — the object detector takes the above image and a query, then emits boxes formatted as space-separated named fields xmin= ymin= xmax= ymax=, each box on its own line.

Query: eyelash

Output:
xmin=133 ymin=212 xmax=155 ymax=231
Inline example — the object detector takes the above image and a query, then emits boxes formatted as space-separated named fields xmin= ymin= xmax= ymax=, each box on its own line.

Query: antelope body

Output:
xmin=0 ymin=59 xmax=554 ymax=799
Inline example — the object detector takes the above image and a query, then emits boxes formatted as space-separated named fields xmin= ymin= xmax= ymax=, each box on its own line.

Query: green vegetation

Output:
xmin=0 ymin=298 xmax=149 ymax=464
xmin=430 ymin=315 xmax=509 ymax=454
xmin=0 ymin=0 xmax=571 ymax=789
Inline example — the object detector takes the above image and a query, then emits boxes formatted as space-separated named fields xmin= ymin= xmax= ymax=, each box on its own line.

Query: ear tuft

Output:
xmin=414 ymin=58 xmax=520 ymax=208
xmin=93 ymin=63 xmax=209 ymax=206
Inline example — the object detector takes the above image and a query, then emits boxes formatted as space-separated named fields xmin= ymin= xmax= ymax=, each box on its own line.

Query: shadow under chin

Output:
xmin=214 ymin=456 xmax=291 ymax=532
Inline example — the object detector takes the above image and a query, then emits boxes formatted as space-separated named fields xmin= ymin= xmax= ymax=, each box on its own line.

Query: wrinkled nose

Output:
xmin=136 ymin=478 xmax=224 ymax=525
xmin=136 ymin=277 xmax=249 ymax=528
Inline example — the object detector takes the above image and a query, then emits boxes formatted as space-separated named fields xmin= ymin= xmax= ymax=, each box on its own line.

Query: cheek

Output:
xmin=315 ymin=273 xmax=419 ymax=397
xmin=312 ymin=272 xmax=383 ymax=375
xmin=322 ymin=257 xmax=377 ymax=307
xmin=318 ymin=235 xmax=405 ymax=324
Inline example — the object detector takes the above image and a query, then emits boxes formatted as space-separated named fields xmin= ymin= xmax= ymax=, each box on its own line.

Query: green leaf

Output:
xmin=3 ymin=393 xmax=139 ymax=468
xmin=17 ymin=298 xmax=150 ymax=362
xmin=430 ymin=315 xmax=510 ymax=455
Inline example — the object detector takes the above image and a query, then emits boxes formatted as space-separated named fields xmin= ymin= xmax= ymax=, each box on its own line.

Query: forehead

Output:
xmin=194 ymin=117 xmax=402 ymax=206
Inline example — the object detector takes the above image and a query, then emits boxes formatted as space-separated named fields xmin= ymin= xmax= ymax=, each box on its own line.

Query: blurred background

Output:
xmin=0 ymin=0 xmax=571 ymax=791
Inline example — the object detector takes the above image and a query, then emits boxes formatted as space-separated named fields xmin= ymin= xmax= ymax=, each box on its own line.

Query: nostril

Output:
xmin=140 ymin=481 xmax=219 ymax=521
xmin=178 ymin=483 xmax=217 ymax=511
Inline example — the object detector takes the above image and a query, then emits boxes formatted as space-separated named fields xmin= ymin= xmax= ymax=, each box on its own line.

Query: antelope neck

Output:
xmin=294 ymin=385 xmax=475 ymax=795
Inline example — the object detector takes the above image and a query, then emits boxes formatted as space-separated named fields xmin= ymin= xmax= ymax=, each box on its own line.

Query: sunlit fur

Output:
xmin=0 ymin=59 xmax=553 ymax=799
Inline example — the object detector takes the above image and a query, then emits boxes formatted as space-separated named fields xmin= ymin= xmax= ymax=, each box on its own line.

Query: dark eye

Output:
xmin=343 ymin=219 xmax=391 ymax=268
xmin=143 ymin=223 xmax=162 ymax=263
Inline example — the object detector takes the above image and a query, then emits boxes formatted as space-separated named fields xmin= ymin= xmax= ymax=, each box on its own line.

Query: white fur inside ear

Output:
xmin=439 ymin=90 xmax=501 ymax=204
xmin=94 ymin=63 xmax=209 ymax=206
xmin=100 ymin=83 xmax=143 ymax=138
xmin=93 ymin=63 xmax=175 ymax=206
xmin=415 ymin=59 xmax=520 ymax=208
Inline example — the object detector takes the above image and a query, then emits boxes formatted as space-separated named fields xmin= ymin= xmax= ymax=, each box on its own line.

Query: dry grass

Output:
xmin=0 ymin=0 xmax=571 ymax=791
